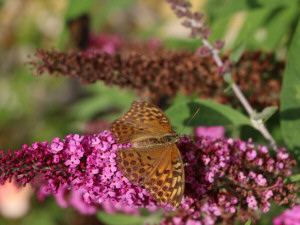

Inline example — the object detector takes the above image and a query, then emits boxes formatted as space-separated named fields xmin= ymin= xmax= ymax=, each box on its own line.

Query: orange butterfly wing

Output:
xmin=117 ymin=145 xmax=184 ymax=207
xmin=110 ymin=100 xmax=185 ymax=207
xmin=110 ymin=101 xmax=172 ymax=143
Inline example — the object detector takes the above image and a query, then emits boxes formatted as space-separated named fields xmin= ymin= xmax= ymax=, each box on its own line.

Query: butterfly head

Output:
xmin=173 ymin=133 xmax=180 ymax=143
xmin=164 ymin=133 xmax=180 ymax=144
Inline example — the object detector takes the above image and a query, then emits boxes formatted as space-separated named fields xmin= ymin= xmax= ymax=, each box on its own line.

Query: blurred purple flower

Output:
xmin=273 ymin=205 xmax=300 ymax=225
xmin=101 ymin=200 xmax=140 ymax=216
xmin=87 ymin=33 xmax=122 ymax=55
xmin=194 ymin=126 xmax=225 ymax=139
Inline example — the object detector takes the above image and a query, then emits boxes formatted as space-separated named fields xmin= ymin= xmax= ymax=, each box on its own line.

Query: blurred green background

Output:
xmin=0 ymin=0 xmax=299 ymax=224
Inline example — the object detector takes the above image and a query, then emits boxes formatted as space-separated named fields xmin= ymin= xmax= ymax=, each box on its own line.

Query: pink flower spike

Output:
xmin=0 ymin=130 xmax=297 ymax=224
xmin=53 ymin=155 xmax=60 ymax=163
xmin=248 ymin=171 xmax=256 ymax=179
xmin=255 ymin=174 xmax=267 ymax=186
xmin=246 ymin=149 xmax=257 ymax=161
xmin=28 ymin=142 xmax=40 ymax=151
xmin=206 ymin=172 xmax=215 ymax=183
xmin=246 ymin=196 xmax=257 ymax=209
xmin=213 ymin=39 xmax=224 ymax=51
xmin=194 ymin=126 xmax=225 ymax=139
xmin=186 ymin=219 xmax=202 ymax=225
xmin=50 ymin=139 xmax=64 ymax=154
xmin=259 ymin=145 xmax=269 ymax=154
xmin=263 ymin=190 xmax=273 ymax=200
xmin=277 ymin=151 xmax=289 ymax=160
xmin=262 ymin=202 xmax=270 ymax=213
xmin=218 ymin=195 xmax=226 ymax=203
xmin=273 ymin=205 xmax=300 ymax=225
xmin=65 ymin=155 xmax=80 ymax=168
xmin=255 ymin=158 xmax=263 ymax=166
xmin=238 ymin=172 xmax=246 ymax=183
xmin=231 ymin=197 xmax=238 ymax=205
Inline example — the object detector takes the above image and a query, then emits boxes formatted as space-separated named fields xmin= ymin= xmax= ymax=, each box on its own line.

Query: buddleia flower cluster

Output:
xmin=0 ymin=131 xmax=297 ymax=224
xmin=29 ymin=43 xmax=283 ymax=110
xmin=162 ymin=136 xmax=297 ymax=224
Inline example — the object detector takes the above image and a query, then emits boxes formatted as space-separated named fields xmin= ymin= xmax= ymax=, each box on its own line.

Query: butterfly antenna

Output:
xmin=179 ymin=108 xmax=200 ymax=134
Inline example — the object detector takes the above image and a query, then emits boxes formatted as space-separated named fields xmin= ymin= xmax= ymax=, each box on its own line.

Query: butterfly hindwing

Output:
xmin=116 ymin=147 xmax=160 ymax=184
xmin=169 ymin=145 xmax=185 ymax=206
xmin=144 ymin=145 xmax=184 ymax=206
xmin=117 ymin=144 xmax=185 ymax=207
xmin=111 ymin=100 xmax=185 ymax=207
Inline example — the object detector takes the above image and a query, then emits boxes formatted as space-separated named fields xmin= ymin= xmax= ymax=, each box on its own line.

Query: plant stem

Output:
xmin=167 ymin=0 xmax=278 ymax=151
xmin=202 ymin=38 xmax=277 ymax=150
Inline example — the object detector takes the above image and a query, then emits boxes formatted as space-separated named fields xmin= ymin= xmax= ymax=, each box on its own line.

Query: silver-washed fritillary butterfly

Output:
xmin=110 ymin=100 xmax=185 ymax=207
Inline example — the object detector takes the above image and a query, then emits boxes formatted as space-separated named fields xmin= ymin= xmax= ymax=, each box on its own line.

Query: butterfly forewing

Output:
xmin=110 ymin=100 xmax=185 ymax=207
xmin=126 ymin=101 xmax=172 ymax=132
xmin=110 ymin=101 xmax=173 ymax=143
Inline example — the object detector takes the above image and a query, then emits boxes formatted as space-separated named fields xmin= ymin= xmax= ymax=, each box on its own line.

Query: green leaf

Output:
xmin=229 ymin=42 xmax=246 ymax=63
xmin=280 ymin=19 xmax=300 ymax=160
xmin=209 ymin=17 xmax=230 ymax=43
xmin=171 ymin=93 xmax=198 ymax=105
xmin=245 ymin=218 xmax=252 ymax=225
xmin=205 ymin=0 xmax=298 ymax=50
xmin=224 ymin=72 xmax=234 ymax=93
xmin=256 ymin=0 xmax=298 ymax=7
xmin=289 ymin=174 xmax=300 ymax=182
xmin=234 ymin=7 xmax=271 ymax=49
xmin=261 ymin=5 xmax=298 ymax=51
xmin=92 ymin=0 xmax=136 ymax=31
xmin=224 ymin=72 xmax=233 ymax=84
xmin=206 ymin=0 xmax=297 ymax=20
xmin=253 ymin=106 xmax=278 ymax=122
xmin=96 ymin=211 xmax=145 ymax=225
xmin=65 ymin=0 xmax=95 ymax=19
xmin=205 ymin=0 xmax=261 ymax=19
xmin=165 ymin=99 xmax=252 ymax=131
xmin=69 ymin=82 xmax=135 ymax=121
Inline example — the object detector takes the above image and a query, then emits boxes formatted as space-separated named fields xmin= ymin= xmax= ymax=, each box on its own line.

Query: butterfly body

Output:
xmin=131 ymin=133 xmax=180 ymax=148
xmin=110 ymin=101 xmax=184 ymax=207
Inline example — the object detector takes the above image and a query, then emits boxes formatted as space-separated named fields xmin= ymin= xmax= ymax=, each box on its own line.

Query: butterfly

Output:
xmin=110 ymin=100 xmax=185 ymax=207
xmin=67 ymin=14 xmax=90 ymax=49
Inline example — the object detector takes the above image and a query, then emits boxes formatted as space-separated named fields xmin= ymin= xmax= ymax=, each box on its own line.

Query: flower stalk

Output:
xmin=165 ymin=0 xmax=278 ymax=150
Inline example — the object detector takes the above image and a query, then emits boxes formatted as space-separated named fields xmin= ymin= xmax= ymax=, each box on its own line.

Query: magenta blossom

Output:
xmin=87 ymin=33 xmax=122 ymax=55
xmin=0 ymin=131 xmax=157 ymax=214
xmin=273 ymin=205 xmax=300 ymax=225
xmin=194 ymin=126 xmax=225 ymax=139
xmin=0 ymin=131 xmax=297 ymax=224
